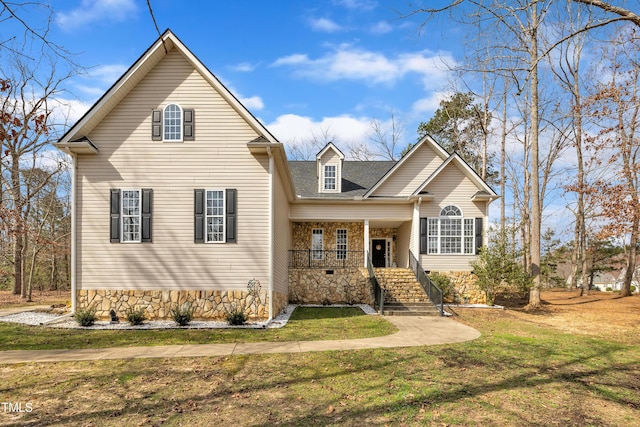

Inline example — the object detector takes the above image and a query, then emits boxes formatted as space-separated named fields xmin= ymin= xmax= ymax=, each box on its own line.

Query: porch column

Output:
xmin=363 ymin=219 xmax=370 ymax=267
xmin=412 ymin=198 xmax=421 ymax=256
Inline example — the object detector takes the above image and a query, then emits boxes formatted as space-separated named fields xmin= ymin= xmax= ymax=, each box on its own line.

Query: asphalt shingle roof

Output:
xmin=288 ymin=161 xmax=396 ymax=198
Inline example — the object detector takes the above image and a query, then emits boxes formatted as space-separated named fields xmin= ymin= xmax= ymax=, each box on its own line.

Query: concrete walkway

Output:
xmin=0 ymin=316 xmax=479 ymax=365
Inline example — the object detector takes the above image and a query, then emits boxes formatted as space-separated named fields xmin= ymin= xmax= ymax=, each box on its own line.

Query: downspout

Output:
xmin=70 ymin=151 xmax=77 ymax=314
xmin=266 ymin=147 xmax=274 ymax=323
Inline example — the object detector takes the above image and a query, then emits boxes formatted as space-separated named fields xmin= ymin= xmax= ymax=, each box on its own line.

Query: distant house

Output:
xmin=56 ymin=30 xmax=498 ymax=320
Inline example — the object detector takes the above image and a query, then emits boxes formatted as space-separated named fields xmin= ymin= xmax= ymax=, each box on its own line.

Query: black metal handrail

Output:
xmin=366 ymin=251 xmax=384 ymax=314
xmin=408 ymin=251 xmax=444 ymax=316
xmin=288 ymin=250 xmax=365 ymax=268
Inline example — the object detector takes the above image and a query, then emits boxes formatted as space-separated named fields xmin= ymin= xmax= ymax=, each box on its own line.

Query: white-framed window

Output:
xmin=121 ymin=189 xmax=141 ymax=242
xmin=312 ymin=229 xmax=324 ymax=260
xmin=163 ymin=103 xmax=182 ymax=141
xmin=425 ymin=205 xmax=475 ymax=255
xmin=206 ymin=190 xmax=225 ymax=243
xmin=336 ymin=229 xmax=347 ymax=260
xmin=324 ymin=165 xmax=336 ymax=190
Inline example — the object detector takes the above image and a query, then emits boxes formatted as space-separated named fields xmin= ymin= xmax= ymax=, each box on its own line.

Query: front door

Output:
xmin=372 ymin=239 xmax=386 ymax=267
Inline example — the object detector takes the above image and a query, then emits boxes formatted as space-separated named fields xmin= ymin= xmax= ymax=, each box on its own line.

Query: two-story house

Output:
xmin=56 ymin=30 xmax=497 ymax=320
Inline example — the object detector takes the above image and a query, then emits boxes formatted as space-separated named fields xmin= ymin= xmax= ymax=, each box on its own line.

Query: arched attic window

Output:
xmin=164 ymin=103 xmax=182 ymax=141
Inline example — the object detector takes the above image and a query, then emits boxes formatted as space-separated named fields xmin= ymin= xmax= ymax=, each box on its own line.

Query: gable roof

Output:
xmin=363 ymin=134 xmax=449 ymax=198
xmin=316 ymin=142 xmax=345 ymax=160
xmin=57 ymin=29 xmax=279 ymax=145
xmin=289 ymin=161 xmax=395 ymax=199
xmin=413 ymin=153 xmax=498 ymax=199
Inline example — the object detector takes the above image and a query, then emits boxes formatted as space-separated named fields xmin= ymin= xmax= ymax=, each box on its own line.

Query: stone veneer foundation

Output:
xmin=288 ymin=268 xmax=374 ymax=305
xmin=76 ymin=289 xmax=288 ymax=321
xmin=432 ymin=271 xmax=486 ymax=304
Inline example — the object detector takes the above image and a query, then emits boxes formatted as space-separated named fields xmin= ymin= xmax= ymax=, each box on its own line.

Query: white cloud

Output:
xmin=239 ymin=96 xmax=264 ymax=111
xmin=271 ymin=45 xmax=455 ymax=89
xmin=57 ymin=0 xmax=138 ymax=30
xmin=49 ymin=98 xmax=93 ymax=126
xmin=87 ymin=64 xmax=128 ymax=84
xmin=267 ymin=113 xmax=371 ymax=147
xmin=333 ymin=0 xmax=377 ymax=11
xmin=230 ymin=62 xmax=259 ymax=72
xmin=309 ymin=17 xmax=344 ymax=33
xmin=370 ymin=21 xmax=393 ymax=34
xmin=411 ymin=92 xmax=449 ymax=114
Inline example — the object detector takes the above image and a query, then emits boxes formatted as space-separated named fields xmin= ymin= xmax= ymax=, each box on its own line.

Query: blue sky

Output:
xmin=3 ymin=0 xmax=465 ymax=159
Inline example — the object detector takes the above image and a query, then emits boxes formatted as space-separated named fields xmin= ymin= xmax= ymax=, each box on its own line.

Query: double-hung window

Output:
xmin=206 ymin=190 xmax=225 ymax=243
xmin=122 ymin=190 xmax=141 ymax=242
xmin=194 ymin=189 xmax=237 ymax=244
xmin=324 ymin=165 xmax=336 ymax=191
xmin=312 ymin=229 xmax=323 ymax=260
xmin=110 ymin=189 xmax=153 ymax=243
xmin=420 ymin=205 xmax=479 ymax=255
xmin=336 ymin=229 xmax=347 ymax=260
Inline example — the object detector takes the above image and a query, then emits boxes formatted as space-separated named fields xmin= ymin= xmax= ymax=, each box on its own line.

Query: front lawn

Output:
xmin=0 ymin=306 xmax=397 ymax=351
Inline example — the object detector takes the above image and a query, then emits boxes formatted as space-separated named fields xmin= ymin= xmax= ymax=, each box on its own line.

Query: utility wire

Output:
xmin=146 ymin=0 xmax=167 ymax=53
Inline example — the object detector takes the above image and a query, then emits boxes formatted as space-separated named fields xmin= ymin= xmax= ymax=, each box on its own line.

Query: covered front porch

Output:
xmin=288 ymin=220 xmax=413 ymax=270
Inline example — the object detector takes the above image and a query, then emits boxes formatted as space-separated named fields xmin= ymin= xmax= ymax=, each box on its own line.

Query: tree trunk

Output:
xmin=621 ymin=219 xmax=638 ymax=297
xmin=528 ymin=3 xmax=542 ymax=308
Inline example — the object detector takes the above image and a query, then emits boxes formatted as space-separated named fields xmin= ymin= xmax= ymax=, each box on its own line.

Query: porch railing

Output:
xmin=408 ymin=251 xmax=444 ymax=316
xmin=288 ymin=250 xmax=365 ymax=269
xmin=366 ymin=251 xmax=384 ymax=314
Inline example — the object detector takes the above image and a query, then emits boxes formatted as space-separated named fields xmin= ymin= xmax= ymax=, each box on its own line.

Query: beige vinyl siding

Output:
xmin=76 ymin=48 xmax=270 ymax=291
xmin=371 ymin=143 xmax=442 ymax=197
xmin=290 ymin=203 xmax=412 ymax=222
xmin=318 ymin=149 xmax=342 ymax=193
xmin=273 ymin=162 xmax=291 ymax=295
xmin=419 ymin=162 xmax=487 ymax=272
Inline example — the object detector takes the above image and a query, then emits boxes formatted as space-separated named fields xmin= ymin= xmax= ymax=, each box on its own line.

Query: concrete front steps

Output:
xmin=374 ymin=268 xmax=441 ymax=316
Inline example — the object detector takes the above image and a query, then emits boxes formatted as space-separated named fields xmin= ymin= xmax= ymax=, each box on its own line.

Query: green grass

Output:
xmin=0 ymin=307 xmax=397 ymax=351
xmin=2 ymin=309 xmax=638 ymax=426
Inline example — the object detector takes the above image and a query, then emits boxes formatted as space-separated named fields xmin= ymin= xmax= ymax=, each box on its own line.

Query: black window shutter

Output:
xmin=152 ymin=109 xmax=162 ymax=140
xmin=475 ymin=217 xmax=483 ymax=254
xmin=419 ymin=217 xmax=428 ymax=254
xmin=110 ymin=189 xmax=121 ymax=243
xmin=142 ymin=189 xmax=153 ymax=243
xmin=183 ymin=109 xmax=195 ymax=141
xmin=194 ymin=189 xmax=205 ymax=243
xmin=226 ymin=188 xmax=237 ymax=243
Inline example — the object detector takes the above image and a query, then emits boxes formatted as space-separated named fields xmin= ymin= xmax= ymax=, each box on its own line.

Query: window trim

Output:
xmin=121 ymin=188 xmax=142 ymax=243
xmin=205 ymin=189 xmax=226 ymax=244
xmin=163 ymin=103 xmax=183 ymax=142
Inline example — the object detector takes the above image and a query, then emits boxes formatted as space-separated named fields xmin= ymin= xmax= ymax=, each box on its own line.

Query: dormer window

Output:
xmin=164 ymin=104 xmax=182 ymax=141
xmin=324 ymin=165 xmax=336 ymax=190
xmin=316 ymin=142 xmax=344 ymax=194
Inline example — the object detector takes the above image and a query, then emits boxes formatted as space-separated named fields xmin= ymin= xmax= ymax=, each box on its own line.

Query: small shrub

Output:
xmin=73 ymin=305 xmax=97 ymax=327
xmin=226 ymin=309 xmax=247 ymax=325
xmin=170 ymin=305 xmax=193 ymax=326
xmin=125 ymin=306 xmax=147 ymax=325
xmin=429 ymin=272 xmax=455 ymax=302
xmin=606 ymin=287 xmax=613 ymax=292
xmin=631 ymin=286 xmax=637 ymax=293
